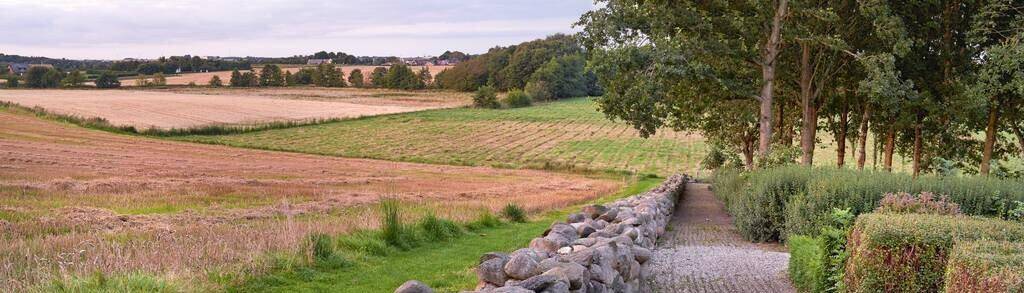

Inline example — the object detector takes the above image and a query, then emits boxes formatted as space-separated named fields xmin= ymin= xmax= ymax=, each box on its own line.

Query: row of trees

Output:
xmin=2 ymin=66 xmax=121 ymax=89
xmin=223 ymin=64 xmax=433 ymax=90
xmin=580 ymin=0 xmax=1024 ymax=176
xmin=434 ymin=34 xmax=603 ymax=99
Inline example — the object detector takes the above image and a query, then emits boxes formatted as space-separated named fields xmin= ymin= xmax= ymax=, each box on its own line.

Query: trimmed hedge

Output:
xmin=944 ymin=240 xmax=1024 ymax=293
xmin=712 ymin=166 xmax=1024 ymax=242
xmin=844 ymin=213 xmax=1024 ymax=293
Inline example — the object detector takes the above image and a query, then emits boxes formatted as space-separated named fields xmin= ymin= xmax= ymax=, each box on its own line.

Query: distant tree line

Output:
xmin=224 ymin=64 xmax=432 ymax=90
xmin=434 ymin=34 xmax=602 ymax=100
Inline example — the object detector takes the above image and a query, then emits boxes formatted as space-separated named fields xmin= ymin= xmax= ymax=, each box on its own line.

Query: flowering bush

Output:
xmin=875 ymin=192 xmax=961 ymax=215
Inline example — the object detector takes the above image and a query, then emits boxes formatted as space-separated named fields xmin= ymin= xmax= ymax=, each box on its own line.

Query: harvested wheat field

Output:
xmin=120 ymin=65 xmax=452 ymax=86
xmin=0 ymin=88 xmax=470 ymax=129
xmin=0 ymin=109 xmax=621 ymax=291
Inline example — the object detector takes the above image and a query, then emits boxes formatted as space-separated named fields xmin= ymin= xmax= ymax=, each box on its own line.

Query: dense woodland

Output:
xmin=579 ymin=0 xmax=1024 ymax=177
xmin=435 ymin=34 xmax=603 ymax=100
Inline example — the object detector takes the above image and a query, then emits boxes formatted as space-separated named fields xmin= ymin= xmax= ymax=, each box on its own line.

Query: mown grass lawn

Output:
xmin=228 ymin=177 xmax=664 ymax=293
xmin=174 ymin=98 xmax=705 ymax=177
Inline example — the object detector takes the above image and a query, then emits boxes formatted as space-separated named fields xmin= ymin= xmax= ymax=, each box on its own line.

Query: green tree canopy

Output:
xmin=95 ymin=71 xmax=121 ymax=89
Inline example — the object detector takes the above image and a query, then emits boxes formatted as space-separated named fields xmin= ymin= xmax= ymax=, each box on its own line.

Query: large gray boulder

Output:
xmin=478 ymin=257 xmax=509 ymax=285
xmin=581 ymin=205 xmax=608 ymax=219
xmin=517 ymin=274 xmax=559 ymax=291
xmin=529 ymin=237 xmax=560 ymax=254
xmin=504 ymin=253 xmax=541 ymax=280
xmin=394 ymin=280 xmax=433 ymax=293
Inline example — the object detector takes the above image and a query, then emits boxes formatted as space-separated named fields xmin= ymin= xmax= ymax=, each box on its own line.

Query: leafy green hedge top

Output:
xmin=853 ymin=213 xmax=1024 ymax=249
xmin=714 ymin=166 xmax=1024 ymax=242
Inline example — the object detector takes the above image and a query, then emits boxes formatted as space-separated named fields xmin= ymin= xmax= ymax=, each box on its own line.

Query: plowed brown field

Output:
xmin=0 ymin=87 xmax=470 ymax=129
xmin=0 ymin=109 xmax=620 ymax=291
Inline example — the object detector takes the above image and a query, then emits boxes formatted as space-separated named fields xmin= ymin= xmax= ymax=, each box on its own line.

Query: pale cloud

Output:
xmin=0 ymin=0 xmax=595 ymax=59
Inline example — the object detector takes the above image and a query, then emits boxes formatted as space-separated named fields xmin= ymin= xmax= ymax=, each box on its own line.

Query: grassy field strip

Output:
xmin=230 ymin=177 xmax=664 ymax=293
xmin=501 ymin=119 xmax=574 ymax=164
xmin=171 ymin=98 xmax=710 ymax=175
xmin=479 ymin=121 xmax=550 ymax=163
xmin=517 ymin=119 xmax=586 ymax=161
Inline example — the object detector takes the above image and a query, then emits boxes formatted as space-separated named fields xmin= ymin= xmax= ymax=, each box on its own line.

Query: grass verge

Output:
xmin=227 ymin=176 xmax=664 ymax=293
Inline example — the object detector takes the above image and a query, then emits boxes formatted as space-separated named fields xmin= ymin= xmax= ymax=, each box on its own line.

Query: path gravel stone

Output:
xmin=648 ymin=183 xmax=795 ymax=293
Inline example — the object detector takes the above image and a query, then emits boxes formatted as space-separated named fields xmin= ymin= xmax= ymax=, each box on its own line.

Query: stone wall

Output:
xmin=397 ymin=174 xmax=687 ymax=293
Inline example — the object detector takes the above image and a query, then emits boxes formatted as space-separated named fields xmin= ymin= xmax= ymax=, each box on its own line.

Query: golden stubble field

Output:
xmin=0 ymin=109 xmax=622 ymax=291
xmin=120 ymin=65 xmax=452 ymax=87
xmin=0 ymin=87 xmax=471 ymax=129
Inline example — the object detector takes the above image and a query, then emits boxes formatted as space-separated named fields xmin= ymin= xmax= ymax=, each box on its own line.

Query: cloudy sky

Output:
xmin=0 ymin=0 xmax=596 ymax=60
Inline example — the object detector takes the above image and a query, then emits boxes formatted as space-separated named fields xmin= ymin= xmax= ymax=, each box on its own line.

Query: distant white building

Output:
xmin=307 ymin=59 xmax=333 ymax=65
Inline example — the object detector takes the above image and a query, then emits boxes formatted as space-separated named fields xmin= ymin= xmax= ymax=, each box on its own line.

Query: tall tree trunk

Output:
xmin=757 ymin=0 xmax=789 ymax=164
xmin=912 ymin=120 xmax=923 ymax=177
xmin=837 ymin=103 xmax=849 ymax=168
xmin=857 ymin=104 xmax=872 ymax=170
xmin=883 ymin=126 xmax=895 ymax=172
xmin=980 ymin=100 xmax=1001 ymax=175
xmin=799 ymin=43 xmax=817 ymax=166
xmin=742 ymin=135 xmax=756 ymax=171
xmin=1014 ymin=123 xmax=1024 ymax=159
xmin=778 ymin=101 xmax=790 ymax=146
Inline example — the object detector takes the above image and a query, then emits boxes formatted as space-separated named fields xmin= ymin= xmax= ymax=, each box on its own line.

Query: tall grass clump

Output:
xmin=41 ymin=272 xmax=180 ymax=293
xmin=466 ymin=211 xmax=503 ymax=231
xmin=418 ymin=213 xmax=462 ymax=241
xmin=379 ymin=198 xmax=418 ymax=250
xmin=337 ymin=230 xmax=392 ymax=256
xmin=500 ymin=203 xmax=527 ymax=223
xmin=304 ymin=233 xmax=349 ymax=269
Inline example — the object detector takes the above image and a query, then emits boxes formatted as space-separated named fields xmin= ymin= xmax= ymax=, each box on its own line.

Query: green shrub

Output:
xmin=502 ymin=89 xmax=532 ymax=108
xmin=729 ymin=166 xmax=815 ymax=242
xmin=500 ymin=203 xmax=527 ymax=223
xmin=715 ymin=166 xmax=1024 ymax=242
xmin=473 ymin=86 xmax=500 ymax=109
xmin=789 ymin=235 xmax=825 ymax=292
xmin=843 ymin=213 xmax=1024 ymax=293
xmin=418 ymin=213 xmax=462 ymax=241
xmin=944 ymin=240 xmax=1024 ymax=293
xmin=94 ymin=71 xmax=121 ymax=89
xmin=788 ymin=209 xmax=853 ymax=293
xmin=524 ymin=81 xmax=553 ymax=101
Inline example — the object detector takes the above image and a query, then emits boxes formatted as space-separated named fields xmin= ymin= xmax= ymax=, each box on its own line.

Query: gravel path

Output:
xmin=648 ymin=183 xmax=795 ymax=292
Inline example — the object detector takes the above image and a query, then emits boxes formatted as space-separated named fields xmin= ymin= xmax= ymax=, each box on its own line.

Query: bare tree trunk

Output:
xmin=757 ymin=0 xmax=789 ymax=164
xmin=857 ymin=104 xmax=872 ymax=170
xmin=884 ymin=126 xmax=895 ymax=172
xmin=912 ymin=120 xmax=923 ymax=177
xmin=1014 ymin=123 xmax=1024 ymax=159
xmin=980 ymin=101 xmax=1000 ymax=175
xmin=837 ymin=103 xmax=849 ymax=168
xmin=799 ymin=43 xmax=817 ymax=166
xmin=778 ymin=101 xmax=790 ymax=146
xmin=742 ymin=135 xmax=756 ymax=170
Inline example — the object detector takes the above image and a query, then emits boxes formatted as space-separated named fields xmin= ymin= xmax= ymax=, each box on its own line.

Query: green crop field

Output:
xmin=175 ymin=98 xmax=707 ymax=176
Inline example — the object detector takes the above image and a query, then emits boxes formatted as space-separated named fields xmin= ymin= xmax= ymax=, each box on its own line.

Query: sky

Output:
xmin=0 ymin=0 xmax=596 ymax=60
